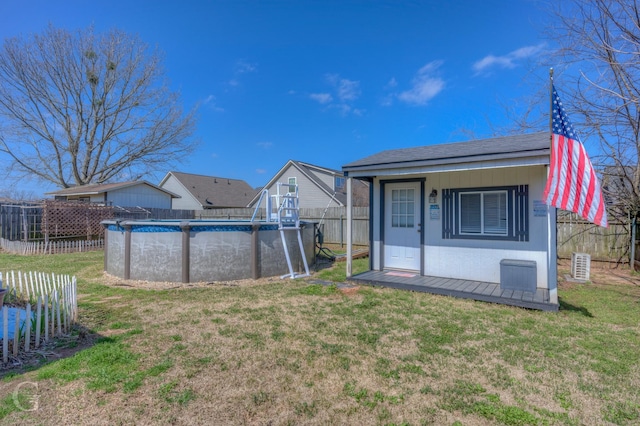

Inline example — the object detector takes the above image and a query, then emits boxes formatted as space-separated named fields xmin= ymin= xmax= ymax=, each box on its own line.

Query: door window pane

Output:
xmin=391 ymin=188 xmax=415 ymax=228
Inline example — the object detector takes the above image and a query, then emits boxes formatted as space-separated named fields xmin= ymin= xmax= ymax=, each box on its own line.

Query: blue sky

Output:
xmin=0 ymin=0 xmax=551 ymax=196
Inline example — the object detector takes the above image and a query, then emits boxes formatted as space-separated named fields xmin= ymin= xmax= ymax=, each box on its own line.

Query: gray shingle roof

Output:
xmin=343 ymin=132 xmax=550 ymax=172
xmin=45 ymin=181 xmax=178 ymax=197
xmin=168 ymin=172 xmax=257 ymax=208
xmin=292 ymin=160 xmax=347 ymax=205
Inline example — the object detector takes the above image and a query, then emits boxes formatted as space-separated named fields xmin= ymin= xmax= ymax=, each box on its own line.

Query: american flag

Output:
xmin=543 ymin=85 xmax=608 ymax=227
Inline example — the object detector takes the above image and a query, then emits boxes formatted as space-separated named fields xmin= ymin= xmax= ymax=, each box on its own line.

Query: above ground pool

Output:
xmin=102 ymin=220 xmax=316 ymax=283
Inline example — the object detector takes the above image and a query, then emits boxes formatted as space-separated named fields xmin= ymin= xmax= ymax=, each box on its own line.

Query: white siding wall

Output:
xmin=268 ymin=166 xmax=340 ymax=209
xmin=371 ymin=165 xmax=550 ymax=288
xmin=312 ymin=169 xmax=337 ymax=191
xmin=107 ymin=185 xmax=173 ymax=209
xmin=160 ymin=175 xmax=202 ymax=210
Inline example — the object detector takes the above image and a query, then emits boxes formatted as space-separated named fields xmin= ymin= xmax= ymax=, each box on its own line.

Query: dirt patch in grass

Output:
xmin=338 ymin=286 xmax=360 ymax=296
xmin=558 ymin=258 xmax=640 ymax=287
xmin=97 ymin=271 xmax=282 ymax=290
xmin=0 ymin=329 xmax=96 ymax=377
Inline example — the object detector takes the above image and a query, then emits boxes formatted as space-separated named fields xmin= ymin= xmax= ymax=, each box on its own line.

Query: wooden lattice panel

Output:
xmin=42 ymin=201 xmax=113 ymax=239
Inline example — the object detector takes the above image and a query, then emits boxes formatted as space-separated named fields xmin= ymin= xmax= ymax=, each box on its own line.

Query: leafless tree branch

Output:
xmin=0 ymin=24 xmax=198 ymax=188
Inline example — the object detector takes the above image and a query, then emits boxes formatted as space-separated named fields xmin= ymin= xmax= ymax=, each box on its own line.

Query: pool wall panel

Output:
xmin=129 ymin=231 xmax=182 ymax=282
xmin=190 ymin=228 xmax=253 ymax=282
xmin=105 ymin=229 xmax=125 ymax=278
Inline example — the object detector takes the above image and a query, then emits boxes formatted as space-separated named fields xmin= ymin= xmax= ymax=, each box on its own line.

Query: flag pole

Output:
xmin=549 ymin=68 xmax=554 ymax=143
xmin=547 ymin=67 xmax=558 ymax=306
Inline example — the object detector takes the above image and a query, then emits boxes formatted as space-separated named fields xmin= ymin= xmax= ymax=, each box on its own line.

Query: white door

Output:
xmin=384 ymin=182 xmax=421 ymax=271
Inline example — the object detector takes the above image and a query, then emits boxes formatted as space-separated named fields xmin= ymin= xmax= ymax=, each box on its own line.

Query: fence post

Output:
xmin=13 ymin=310 xmax=20 ymax=356
xmin=631 ymin=216 xmax=637 ymax=270
xmin=2 ymin=307 xmax=7 ymax=363
xmin=25 ymin=303 xmax=31 ymax=352
xmin=35 ymin=297 xmax=42 ymax=348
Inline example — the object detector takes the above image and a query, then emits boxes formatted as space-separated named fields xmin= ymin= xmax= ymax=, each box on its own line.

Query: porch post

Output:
xmin=346 ymin=176 xmax=353 ymax=278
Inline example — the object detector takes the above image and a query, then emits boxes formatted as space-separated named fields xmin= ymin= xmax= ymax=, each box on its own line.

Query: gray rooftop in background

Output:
xmin=168 ymin=171 xmax=256 ymax=208
xmin=46 ymin=180 xmax=179 ymax=197
xmin=343 ymin=132 xmax=550 ymax=173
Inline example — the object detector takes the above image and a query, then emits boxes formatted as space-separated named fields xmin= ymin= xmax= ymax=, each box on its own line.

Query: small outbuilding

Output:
xmin=46 ymin=180 xmax=178 ymax=209
xmin=342 ymin=132 xmax=558 ymax=311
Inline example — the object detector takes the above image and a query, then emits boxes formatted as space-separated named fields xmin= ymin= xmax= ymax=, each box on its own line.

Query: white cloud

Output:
xmin=257 ymin=141 xmax=273 ymax=149
xmin=472 ymin=43 xmax=546 ymax=74
xmin=202 ymin=95 xmax=224 ymax=112
xmin=309 ymin=93 xmax=333 ymax=104
xmin=226 ymin=60 xmax=258 ymax=89
xmin=337 ymin=79 xmax=360 ymax=102
xmin=307 ymin=73 xmax=362 ymax=116
xmin=325 ymin=74 xmax=360 ymax=101
xmin=397 ymin=61 xmax=445 ymax=106
xmin=236 ymin=60 xmax=257 ymax=74
xmin=256 ymin=168 xmax=267 ymax=174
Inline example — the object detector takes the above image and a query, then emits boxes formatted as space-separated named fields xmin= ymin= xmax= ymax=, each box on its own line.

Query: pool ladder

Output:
xmin=276 ymin=184 xmax=310 ymax=279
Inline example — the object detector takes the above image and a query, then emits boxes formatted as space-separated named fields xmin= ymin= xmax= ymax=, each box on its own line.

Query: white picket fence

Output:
xmin=0 ymin=270 xmax=78 ymax=364
xmin=0 ymin=237 xmax=104 ymax=255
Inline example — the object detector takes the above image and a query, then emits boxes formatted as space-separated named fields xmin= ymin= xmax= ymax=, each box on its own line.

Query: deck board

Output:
xmin=348 ymin=270 xmax=558 ymax=312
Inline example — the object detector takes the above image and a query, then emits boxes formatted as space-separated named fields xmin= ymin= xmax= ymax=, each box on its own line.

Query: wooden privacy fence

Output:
xmin=0 ymin=271 xmax=78 ymax=364
xmin=0 ymin=203 xmax=42 ymax=241
xmin=557 ymin=215 xmax=629 ymax=261
xmin=197 ymin=206 xmax=370 ymax=246
xmin=300 ymin=207 xmax=369 ymax=247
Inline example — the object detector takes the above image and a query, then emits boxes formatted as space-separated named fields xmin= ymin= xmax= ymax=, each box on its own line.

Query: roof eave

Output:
xmin=344 ymin=151 xmax=550 ymax=178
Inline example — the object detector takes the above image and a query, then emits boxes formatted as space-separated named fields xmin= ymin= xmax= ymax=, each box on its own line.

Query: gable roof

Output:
xmin=160 ymin=171 xmax=256 ymax=208
xmin=45 ymin=180 xmax=179 ymax=198
xmin=247 ymin=160 xmax=346 ymax=207
xmin=343 ymin=132 xmax=550 ymax=175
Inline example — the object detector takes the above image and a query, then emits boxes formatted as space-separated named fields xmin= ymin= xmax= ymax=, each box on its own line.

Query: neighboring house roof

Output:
xmin=343 ymin=132 xmax=550 ymax=175
xmin=45 ymin=180 xmax=180 ymax=198
xmin=247 ymin=160 xmax=346 ymax=207
xmin=159 ymin=171 xmax=256 ymax=208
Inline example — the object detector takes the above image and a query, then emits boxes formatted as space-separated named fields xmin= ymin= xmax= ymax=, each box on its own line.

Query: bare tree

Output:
xmin=0 ymin=24 xmax=198 ymax=188
xmin=548 ymin=0 xmax=640 ymax=223
xmin=0 ymin=187 xmax=37 ymax=201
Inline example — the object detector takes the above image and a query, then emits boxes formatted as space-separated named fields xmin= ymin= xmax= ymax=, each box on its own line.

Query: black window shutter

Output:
xmin=442 ymin=188 xmax=453 ymax=239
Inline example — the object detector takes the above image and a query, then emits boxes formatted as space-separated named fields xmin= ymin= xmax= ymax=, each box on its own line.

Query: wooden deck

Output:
xmin=347 ymin=270 xmax=558 ymax=312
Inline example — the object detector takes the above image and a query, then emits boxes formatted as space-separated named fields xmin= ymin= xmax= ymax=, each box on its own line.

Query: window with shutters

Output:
xmin=442 ymin=185 xmax=529 ymax=241
xmin=459 ymin=190 xmax=507 ymax=236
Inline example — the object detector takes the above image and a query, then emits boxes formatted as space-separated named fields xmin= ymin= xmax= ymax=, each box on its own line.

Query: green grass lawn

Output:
xmin=0 ymin=251 xmax=638 ymax=425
